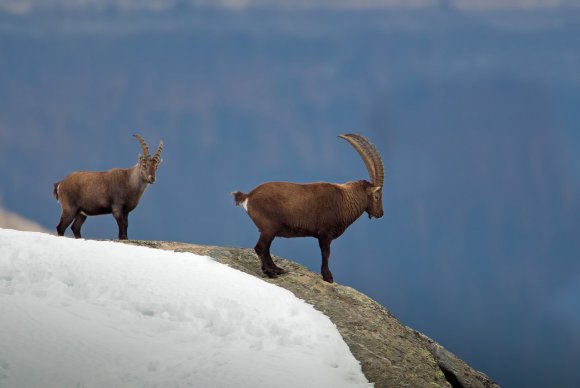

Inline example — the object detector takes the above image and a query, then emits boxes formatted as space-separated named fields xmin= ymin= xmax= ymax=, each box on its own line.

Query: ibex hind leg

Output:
xmin=71 ymin=214 xmax=87 ymax=239
xmin=56 ymin=210 xmax=76 ymax=237
xmin=263 ymin=236 xmax=287 ymax=275
xmin=254 ymin=233 xmax=286 ymax=278
xmin=271 ymin=256 xmax=286 ymax=275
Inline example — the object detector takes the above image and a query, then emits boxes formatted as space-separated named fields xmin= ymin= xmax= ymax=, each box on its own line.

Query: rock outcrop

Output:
xmin=123 ymin=240 xmax=498 ymax=388
xmin=0 ymin=208 xmax=50 ymax=233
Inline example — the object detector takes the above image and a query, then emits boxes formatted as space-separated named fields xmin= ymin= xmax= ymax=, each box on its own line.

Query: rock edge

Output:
xmin=121 ymin=240 xmax=499 ymax=388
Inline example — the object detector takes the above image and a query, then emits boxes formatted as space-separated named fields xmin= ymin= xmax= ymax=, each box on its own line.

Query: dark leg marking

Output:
xmin=113 ymin=209 xmax=129 ymax=240
xmin=56 ymin=210 xmax=76 ymax=237
xmin=71 ymin=214 xmax=87 ymax=239
xmin=254 ymin=233 xmax=285 ymax=278
xmin=318 ymin=237 xmax=334 ymax=283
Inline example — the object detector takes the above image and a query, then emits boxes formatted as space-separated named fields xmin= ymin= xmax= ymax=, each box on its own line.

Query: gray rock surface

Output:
xmin=122 ymin=240 xmax=498 ymax=388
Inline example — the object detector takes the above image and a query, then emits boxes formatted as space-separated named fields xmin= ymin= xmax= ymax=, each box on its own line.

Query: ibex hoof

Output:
xmin=273 ymin=266 xmax=287 ymax=275
xmin=322 ymin=273 xmax=334 ymax=283
xmin=263 ymin=269 xmax=279 ymax=279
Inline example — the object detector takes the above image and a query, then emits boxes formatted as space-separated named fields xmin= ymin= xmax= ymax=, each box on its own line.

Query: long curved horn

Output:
xmin=338 ymin=133 xmax=384 ymax=187
xmin=133 ymin=134 xmax=150 ymax=159
xmin=152 ymin=141 xmax=163 ymax=165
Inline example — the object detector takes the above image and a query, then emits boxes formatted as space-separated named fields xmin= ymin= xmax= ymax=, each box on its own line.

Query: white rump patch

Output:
xmin=241 ymin=198 xmax=249 ymax=212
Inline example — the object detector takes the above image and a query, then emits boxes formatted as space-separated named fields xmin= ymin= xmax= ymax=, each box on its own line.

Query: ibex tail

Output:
xmin=53 ymin=182 xmax=60 ymax=201
xmin=231 ymin=191 xmax=249 ymax=206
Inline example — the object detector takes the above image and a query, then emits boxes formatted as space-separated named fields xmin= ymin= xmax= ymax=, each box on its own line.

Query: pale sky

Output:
xmin=0 ymin=0 xmax=577 ymax=15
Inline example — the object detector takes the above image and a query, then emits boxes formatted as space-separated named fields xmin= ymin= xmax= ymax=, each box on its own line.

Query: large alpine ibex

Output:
xmin=232 ymin=134 xmax=384 ymax=283
xmin=54 ymin=134 xmax=163 ymax=240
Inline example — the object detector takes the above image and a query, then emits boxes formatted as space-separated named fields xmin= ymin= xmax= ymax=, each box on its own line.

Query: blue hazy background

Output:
xmin=1 ymin=1 xmax=580 ymax=386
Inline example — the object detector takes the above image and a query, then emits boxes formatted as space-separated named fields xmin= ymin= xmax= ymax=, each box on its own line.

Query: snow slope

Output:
xmin=0 ymin=229 xmax=371 ymax=388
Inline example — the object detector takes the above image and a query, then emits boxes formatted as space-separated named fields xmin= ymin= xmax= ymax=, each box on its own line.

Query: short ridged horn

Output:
xmin=152 ymin=141 xmax=163 ymax=165
xmin=338 ymin=133 xmax=384 ymax=188
xmin=133 ymin=134 xmax=150 ymax=159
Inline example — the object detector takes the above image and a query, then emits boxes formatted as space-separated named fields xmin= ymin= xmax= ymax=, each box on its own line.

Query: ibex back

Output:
xmin=54 ymin=134 xmax=163 ymax=240
xmin=233 ymin=134 xmax=384 ymax=283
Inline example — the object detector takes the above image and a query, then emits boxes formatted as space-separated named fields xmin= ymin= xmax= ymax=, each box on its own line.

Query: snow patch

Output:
xmin=0 ymin=228 xmax=371 ymax=388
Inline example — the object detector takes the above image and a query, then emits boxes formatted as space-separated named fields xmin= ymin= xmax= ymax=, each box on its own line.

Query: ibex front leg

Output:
xmin=318 ymin=237 xmax=334 ymax=283
xmin=113 ymin=208 xmax=129 ymax=240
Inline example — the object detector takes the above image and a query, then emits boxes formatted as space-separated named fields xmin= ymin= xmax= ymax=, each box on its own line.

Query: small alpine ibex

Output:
xmin=232 ymin=133 xmax=384 ymax=283
xmin=53 ymin=134 xmax=163 ymax=240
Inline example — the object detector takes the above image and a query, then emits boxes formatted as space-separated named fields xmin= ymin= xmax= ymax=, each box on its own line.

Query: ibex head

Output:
xmin=339 ymin=133 xmax=385 ymax=219
xmin=133 ymin=134 xmax=163 ymax=184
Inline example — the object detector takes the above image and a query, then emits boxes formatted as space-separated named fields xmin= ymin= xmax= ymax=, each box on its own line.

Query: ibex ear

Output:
xmin=367 ymin=186 xmax=381 ymax=194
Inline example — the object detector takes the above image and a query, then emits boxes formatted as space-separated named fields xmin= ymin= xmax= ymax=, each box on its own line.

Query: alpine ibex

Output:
xmin=232 ymin=134 xmax=384 ymax=283
xmin=53 ymin=134 xmax=163 ymax=240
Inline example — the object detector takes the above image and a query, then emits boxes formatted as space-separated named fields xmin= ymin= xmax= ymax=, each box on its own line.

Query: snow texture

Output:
xmin=0 ymin=229 xmax=371 ymax=388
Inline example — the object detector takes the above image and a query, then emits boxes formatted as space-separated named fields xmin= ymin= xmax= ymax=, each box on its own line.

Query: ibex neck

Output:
xmin=128 ymin=164 xmax=149 ymax=194
xmin=339 ymin=180 xmax=369 ymax=227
